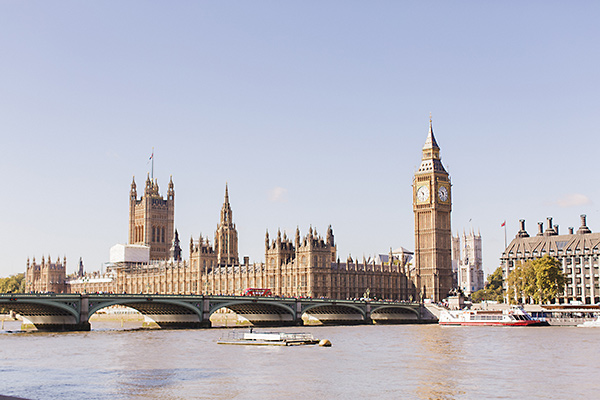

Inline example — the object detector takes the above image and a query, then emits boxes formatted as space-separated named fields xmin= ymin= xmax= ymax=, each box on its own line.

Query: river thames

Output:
xmin=1 ymin=321 xmax=598 ymax=400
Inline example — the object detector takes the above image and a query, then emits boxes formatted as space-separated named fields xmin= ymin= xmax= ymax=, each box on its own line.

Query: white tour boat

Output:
xmin=439 ymin=307 xmax=546 ymax=326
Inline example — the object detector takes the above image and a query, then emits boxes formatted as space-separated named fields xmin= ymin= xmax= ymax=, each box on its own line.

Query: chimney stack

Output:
xmin=577 ymin=214 xmax=592 ymax=234
xmin=517 ymin=219 xmax=530 ymax=238
xmin=544 ymin=217 xmax=557 ymax=236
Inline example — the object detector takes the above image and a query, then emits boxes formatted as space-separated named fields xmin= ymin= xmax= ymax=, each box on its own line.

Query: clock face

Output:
xmin=438 ymin=186 xmax=449 ymax=202
xmin=417 ymin=185 xmax=429 ymax=202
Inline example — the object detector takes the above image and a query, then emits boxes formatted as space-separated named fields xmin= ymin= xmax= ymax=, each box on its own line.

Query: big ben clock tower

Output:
xmin=413 ymin=117 xmax=453 ymax=302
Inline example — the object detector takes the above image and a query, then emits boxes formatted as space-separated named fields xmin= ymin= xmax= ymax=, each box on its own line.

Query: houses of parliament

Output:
xmin=26 ymin=121 xmax=454 ymax=302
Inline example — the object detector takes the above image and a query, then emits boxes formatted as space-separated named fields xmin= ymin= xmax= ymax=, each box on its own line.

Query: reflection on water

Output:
xmin=1 ymin=323 xmax=598 ymax=400
xmin=413 ymin=326 xmax=465 ymax=400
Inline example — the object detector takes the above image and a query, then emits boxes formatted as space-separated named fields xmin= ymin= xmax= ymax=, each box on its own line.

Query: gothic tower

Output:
xmin=413 ymin=118 xmax=453 ymax=302
xmin=128 ymin=175 xmax=175 ymax=260
xmin=214 ymin=184 xmax=239 ymax=266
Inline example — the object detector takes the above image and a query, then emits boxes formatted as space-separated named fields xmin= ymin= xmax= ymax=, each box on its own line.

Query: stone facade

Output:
xmin=413 ymin=119 xmax=453 ymax=302
xmin=25 ymin=256 xmax=68 ymax=293
xmin=452 ymin=230 xmax=484 ymax=295
xmin=36 ymin=181 xmax=415 ymax=299
xmin=501 ymin=215 xmax=600 ymax=304
xmin=129 ymin=175 xmax=175 ymax=261
xmin=68 ymin=270 xmax=116 ymax=294
xmin=262 ymin=227 xmax=414 ymax=299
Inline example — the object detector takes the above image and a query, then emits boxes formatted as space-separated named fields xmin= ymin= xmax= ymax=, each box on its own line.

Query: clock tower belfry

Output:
xmin=413 ymin=117 xmax=453 ymax=302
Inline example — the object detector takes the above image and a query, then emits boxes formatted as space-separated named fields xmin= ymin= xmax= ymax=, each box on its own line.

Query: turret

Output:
xmin=130 ymin=176 xmax=137 ymax=201
xmin=326 ymin=225 xmax=335 ymax=246
xmin=145 ymin=173 xmax=152 ymax=193
xmin=168 ymin=175 xmax=174 ymax=201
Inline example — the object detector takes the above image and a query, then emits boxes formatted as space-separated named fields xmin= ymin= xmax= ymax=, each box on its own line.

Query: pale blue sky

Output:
xmin=1 ymin=2 xmax=599 ymax=278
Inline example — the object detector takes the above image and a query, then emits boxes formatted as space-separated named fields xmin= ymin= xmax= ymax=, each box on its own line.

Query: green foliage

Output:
xmin=506 ymin=256 xmax=565 ymax=304
xmin=534 ymin=255 xmax=565 ymax=303
xmin=487 ymin=266 xmax=504 ymax=292
xmin=470 ymin=267 xmax=505 ymax=303
xmin=0 ymin=273 xmax=25 ymax=293
xmin=506 ymin=261 xmax=533 ymax=304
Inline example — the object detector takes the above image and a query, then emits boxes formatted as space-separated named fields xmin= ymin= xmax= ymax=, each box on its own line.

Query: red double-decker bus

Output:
xmin=242 ymin=288 xmax=272 ymax=296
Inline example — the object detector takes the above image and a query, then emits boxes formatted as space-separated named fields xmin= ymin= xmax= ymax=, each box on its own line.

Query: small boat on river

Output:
xmin=439 ymin=307 xmax=546 ymax=326
xmin=218 ymin=330 xmax=330 ymax=346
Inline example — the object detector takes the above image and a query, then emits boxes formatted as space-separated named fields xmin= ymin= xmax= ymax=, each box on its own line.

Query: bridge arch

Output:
xmin=370 ymin=304 xmax=420 ymax=317
xmin=208 ymin=299 xmax=297 ymax=326
xmin=301 ymin=302 xmax=367 ymax=324
xmin=208 ymin=300 xmax=295 ymax=317
xmin=0 ymin=297 xmax=84 ymax=331
xmin=5 ymin=299 xmax=80 ymax=320
xmin=87 ymin=297 xmax=205 ymax=329
xmin=369 ymin=304 xmax=421 ymax=324
xmin=87 ymin=299 xmax=202 ymax=320
xmin=301 ymin=302 xmax=367 ymax=318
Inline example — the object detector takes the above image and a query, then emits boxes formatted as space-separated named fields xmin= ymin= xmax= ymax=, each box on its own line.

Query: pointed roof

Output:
xmin=423 ymin=116 xmax=440 ymax=151
xmin=224 ymin=183 xmax=229 ymax=204
xmin=416 ymin=115 xmax=446 ymax=174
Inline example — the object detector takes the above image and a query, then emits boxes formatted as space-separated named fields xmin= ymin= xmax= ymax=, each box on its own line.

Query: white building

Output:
xmin=452 ymin=230 xmax=484 ymax=295
xmin=501 ymin=215 xmax=600 ymax=304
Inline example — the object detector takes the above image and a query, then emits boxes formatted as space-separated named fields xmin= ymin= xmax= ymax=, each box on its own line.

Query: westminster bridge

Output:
xmin=0 ymin=293 xmax=435 ymax=331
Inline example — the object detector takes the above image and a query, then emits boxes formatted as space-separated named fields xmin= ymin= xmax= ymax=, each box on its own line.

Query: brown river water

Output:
xmin=1 ymin=320 xmax=598 ymax=400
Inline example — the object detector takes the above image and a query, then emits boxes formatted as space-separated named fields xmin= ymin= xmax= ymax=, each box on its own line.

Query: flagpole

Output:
xmin=151 ymin=147 xmax=154 ymax=181
xmin=504 ymin=223 xmax=507 ymax=249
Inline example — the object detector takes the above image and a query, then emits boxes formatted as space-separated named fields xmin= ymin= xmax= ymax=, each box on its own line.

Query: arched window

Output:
xmin=152 ymin=227 xmax=156 ymax=242
xmin=162 ymin=227 xmax=165 ymax=243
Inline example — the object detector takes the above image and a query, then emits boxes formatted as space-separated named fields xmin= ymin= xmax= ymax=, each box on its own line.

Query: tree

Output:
xmin=0 ymin=273 xmax=25 ymax=293
xmin=506 ymin=256 xmax=565 ymax=304
xmin=506 ymin=261 xmax=534 ymax=304
xmin=470 ymin=266 xmax=505 ymax=303
xmin=533 ymin=255 xmax=565 ymax=304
